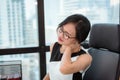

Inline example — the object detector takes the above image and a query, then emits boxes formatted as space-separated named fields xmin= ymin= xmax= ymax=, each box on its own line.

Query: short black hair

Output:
xmin=57 ymin=14 xmax=91 ymax=43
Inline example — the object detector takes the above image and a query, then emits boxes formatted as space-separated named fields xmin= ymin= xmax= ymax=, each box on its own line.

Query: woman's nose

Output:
xmin=59 ymin=32 xmax=64 ymax=38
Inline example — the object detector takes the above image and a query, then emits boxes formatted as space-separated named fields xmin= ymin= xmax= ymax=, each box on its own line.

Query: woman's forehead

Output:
xmin=63 ymin=23 xmax=76 ymax=35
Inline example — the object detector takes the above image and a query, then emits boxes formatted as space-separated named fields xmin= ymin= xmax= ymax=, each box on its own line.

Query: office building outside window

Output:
xmin=0 ymin=0 xmax=40 ymax=80
xmin=0 ymin=0 xmax=38 ymax=48
xmin=44 ymin=0 xmax=119 ymax=44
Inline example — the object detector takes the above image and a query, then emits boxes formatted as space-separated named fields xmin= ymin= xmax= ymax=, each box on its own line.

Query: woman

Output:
xmin=43 ymin=14 xmax=92 ymax=80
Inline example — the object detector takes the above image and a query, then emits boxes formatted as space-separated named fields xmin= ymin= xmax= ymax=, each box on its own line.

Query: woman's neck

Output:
xmin=60 ymin=45 xmax=81 ymax=54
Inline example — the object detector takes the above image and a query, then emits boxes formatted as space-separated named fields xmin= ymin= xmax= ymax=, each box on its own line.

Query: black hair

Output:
xmin=57 ymin=14 xmax=91 ymax=43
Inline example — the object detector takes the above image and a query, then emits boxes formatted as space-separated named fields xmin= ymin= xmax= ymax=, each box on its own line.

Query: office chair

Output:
xmin=83 ymin=23 xmax=120 ymax=80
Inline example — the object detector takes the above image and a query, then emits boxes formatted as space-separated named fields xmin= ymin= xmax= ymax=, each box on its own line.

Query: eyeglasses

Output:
xmin=57 ymin=27 xmax=76 ymax=40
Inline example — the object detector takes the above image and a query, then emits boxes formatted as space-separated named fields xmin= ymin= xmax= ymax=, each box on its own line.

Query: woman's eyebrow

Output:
xmin=62 ymin=27 xmax=72 ymax=36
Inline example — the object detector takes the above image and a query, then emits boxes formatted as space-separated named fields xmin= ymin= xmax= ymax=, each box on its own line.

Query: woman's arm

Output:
xmin=43 ymin=73 xmax=50 ymax=80
xmin=59 ymin=46 xmax=92 ymax=74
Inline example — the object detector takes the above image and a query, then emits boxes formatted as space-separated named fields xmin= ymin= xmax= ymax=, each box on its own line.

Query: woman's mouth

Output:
xmin=58 ymin=37 xmax=63 ymax=42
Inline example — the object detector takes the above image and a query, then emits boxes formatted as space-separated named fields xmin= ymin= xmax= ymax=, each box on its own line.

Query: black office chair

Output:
xmin=83 ymin=24 xmax=120 ymax=80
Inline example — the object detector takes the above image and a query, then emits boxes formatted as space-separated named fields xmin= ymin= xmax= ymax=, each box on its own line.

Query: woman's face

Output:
xmin=57 ymin=23 xmax=77 ymax=46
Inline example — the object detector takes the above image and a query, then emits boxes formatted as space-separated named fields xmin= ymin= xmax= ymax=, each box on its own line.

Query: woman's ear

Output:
xmin=73 ymin=40 xmax=79 ymax=44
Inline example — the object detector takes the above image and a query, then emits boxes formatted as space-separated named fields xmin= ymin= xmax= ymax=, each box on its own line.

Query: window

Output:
xmin=0 ymin=0 xmax=38 ymax=48
xmin=0 ymin=53 xmax=40 ymax=80
xmin=44 ymin=0 xmax=119 ymax=44
xmin=0 ymin=0 xmax=45 ymax=80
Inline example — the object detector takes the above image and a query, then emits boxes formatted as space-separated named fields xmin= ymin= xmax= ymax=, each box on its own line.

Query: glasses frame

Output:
xmin=57 ymin=27 xmax=76 ymax=40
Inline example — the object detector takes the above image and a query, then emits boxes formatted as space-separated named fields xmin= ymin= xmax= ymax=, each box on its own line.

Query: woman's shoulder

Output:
xmin=78 ymin=46 xmax=92 ymax=62
xmin=50 ymin=42 xmax=61 ymax=52
xmin=78 ymin=50 xmax=92 ymax=64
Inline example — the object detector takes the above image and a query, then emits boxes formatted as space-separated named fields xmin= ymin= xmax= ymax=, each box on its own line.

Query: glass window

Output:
xmin=0 ymin=0 xmax=38 ymax=48
xmin=46 ymin=52 xmax=51 ymax=73
xmin=0 ymin=53 xmax=40 ymax=80
xmin=44 ymin=0 xmax=119 ymax=44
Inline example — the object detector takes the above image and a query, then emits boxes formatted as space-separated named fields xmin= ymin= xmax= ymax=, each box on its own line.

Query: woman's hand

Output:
xmin=64 ymin=43 xmax=80 ymax=54
xmin=43 ymin=73 xmax=50 ymax=80
xmin=60 ymin=43 xmax=82 ymax=74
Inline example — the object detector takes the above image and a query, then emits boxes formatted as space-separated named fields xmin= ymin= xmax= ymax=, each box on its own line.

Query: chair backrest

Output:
xmin=83 ymin=23 xmax=120 ymax=80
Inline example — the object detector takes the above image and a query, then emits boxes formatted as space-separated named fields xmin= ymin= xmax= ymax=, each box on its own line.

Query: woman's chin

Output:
xmin=57 ymin=40 xmax=62 ymax=44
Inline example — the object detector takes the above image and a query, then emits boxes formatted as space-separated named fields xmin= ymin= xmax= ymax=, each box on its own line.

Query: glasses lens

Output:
xmin=57 ymin=27 xmax=75 ymax=40
xmin=64 ymin=34 xmax=69 ymax=39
